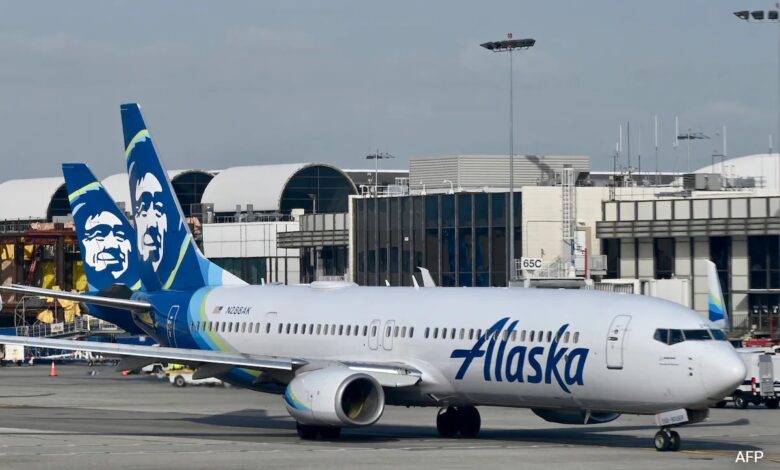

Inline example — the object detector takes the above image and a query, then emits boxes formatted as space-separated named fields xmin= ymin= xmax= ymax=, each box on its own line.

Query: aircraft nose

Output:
xmin=701 ymin=346 xmax=746 ymax=401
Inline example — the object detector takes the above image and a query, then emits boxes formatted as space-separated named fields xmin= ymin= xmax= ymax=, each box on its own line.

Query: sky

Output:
xmin=0 ymin=0 xmax=778 ymax=179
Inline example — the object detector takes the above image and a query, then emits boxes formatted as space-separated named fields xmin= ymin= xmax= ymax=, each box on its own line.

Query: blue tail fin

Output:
xmin=63 ymin=163 xmax=141 ymax=292
xmin=705 ymin=260 xmax=728 ymax=329
xmin=120 ymin=103 xmax=245 ymax=290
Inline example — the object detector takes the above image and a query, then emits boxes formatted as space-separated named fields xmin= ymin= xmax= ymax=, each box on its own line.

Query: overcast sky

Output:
xmin=0 ymin=0 xmax=777 ymax=179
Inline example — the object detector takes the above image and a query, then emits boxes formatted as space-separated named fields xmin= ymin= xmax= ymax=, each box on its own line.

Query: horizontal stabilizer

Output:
xmin=0 ymin=284 xmax=151 ymax=312
xmin=0 ymin=335 xmax=304 ymax=372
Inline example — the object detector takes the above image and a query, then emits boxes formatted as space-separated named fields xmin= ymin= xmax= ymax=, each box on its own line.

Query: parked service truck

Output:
xmin=720 ymin=348 xmax=780 ymax=409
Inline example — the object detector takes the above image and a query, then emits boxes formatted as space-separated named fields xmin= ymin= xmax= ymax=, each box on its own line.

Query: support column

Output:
xmin=619 ymin=238 xmax=636 ymax=278
xmin=692 ymin=237 xmax=710 ymax=317
xmin=637 ymin=239 xmax=654 ymax=279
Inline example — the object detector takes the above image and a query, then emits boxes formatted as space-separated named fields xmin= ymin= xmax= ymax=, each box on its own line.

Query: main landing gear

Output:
xmin=654 ymin=428 xmax=681 ymax=452
xmin=296 ymin=422 xmax=342 ymax=440
xmin=436 ymin=406 xmax=481 ymax=438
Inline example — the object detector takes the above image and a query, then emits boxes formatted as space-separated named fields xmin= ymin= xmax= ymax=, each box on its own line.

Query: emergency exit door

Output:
xmin=606 ymin=315 xmax=631 ymax=369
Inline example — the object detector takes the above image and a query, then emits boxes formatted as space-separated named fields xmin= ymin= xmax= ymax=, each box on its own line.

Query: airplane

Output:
xmin=0 ymin=103 xmax=746 ymax=452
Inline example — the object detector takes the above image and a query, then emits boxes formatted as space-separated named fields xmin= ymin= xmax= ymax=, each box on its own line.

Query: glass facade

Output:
xmin=171 ymin=172 xmax=214 ymax=217
xmin=653 ymin=238 xmax=675 ymax=279
xmin=212 ymin=257 xmax=267 ymax=285
xmin=353 ymin=192 xmax=521 ymax=287
xmin=280 ymin=166 xmax=356 ymax=214
xmin=748 ymin=235 xmax=780 ymax=334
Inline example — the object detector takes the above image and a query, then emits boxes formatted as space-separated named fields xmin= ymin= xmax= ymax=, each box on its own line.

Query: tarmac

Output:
xmin=0 ymin=364 xmax=778 ymax=469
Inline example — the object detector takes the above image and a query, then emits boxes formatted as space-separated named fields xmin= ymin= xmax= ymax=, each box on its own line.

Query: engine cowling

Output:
xmin=532 ymin=408 xmax=620 ymax=425
xmin=283 ymin=368 xmax=385 ymax=427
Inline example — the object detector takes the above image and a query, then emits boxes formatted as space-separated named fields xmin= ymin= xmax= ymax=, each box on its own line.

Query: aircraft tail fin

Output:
xmin=120 ymin=103 xmax=245 ymax=290
xmin=705 ymin=260 xmax=728 ymax=329
xmin=62 ymin=163 xmax=142 ymax=292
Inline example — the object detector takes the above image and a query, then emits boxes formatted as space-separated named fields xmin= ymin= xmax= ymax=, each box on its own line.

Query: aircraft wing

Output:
xmin=0 ymin=284 xmax=151 ymax=312
xmin=0 ymin=335 xmax=302 ymax=372
xmin=0 ymin=335 xmax=422 ymax=388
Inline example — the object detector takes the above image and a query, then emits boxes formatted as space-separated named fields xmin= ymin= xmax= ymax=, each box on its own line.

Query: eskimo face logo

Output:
xmin=82 ymin=211 xmax=132 ymax=278
xmin=450 ymin=318 xmax=589 ymax=394
xmin=134 ymin=172 xmax=168 ymax=271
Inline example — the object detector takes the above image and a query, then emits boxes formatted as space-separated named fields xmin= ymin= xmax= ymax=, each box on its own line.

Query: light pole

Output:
xmin=481 ymin=34 xmax=535 ymax=281
xmin=366 ymin=151 xmax=395 ymax=197
xmin=676 ymin=129 xmax=709 ymax=173
xmin=735 ymin=10 xmax=780 ymax=193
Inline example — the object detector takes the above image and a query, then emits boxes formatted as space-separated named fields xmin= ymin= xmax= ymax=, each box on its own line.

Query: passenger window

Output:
xmin=354 ymin=325 xmax=359 ymax=336
xmin=511 ymin=331 xmax=517 ymax=342
xmin=394 ymin=326 xmax=399 ymax=337
xmin=309 ymin=324 xmax=314 ymax=335
xmin=266 ymin=323 xmax=271 ymax=334
xmin=477 ymin=329 xmax=482 ymax=339
xmin=277 ymin=323 xmax=282 ymax=334
xmin=339 ymin=325 xmax=344 ymax=336
xmin=529 ymin=331 xmax=535 ymax=342
xmin=573 ymin=332 xmax=580 ymax=343
xmin=331 ymin=324 xmax=337 ymax=335
xmin=346 ymin=325 xmax=352 ymax=336
xmin=401 ymin=326 xmax=407 ymax=337
xmin=502 ymin=330 xmax=509 ymax=341
xmin=546 ymin=331 xmax=552 ymax=343
xmin=371 ymin=325 xmax=377 ymax=336
xmin=469 ymin=329 xmax=474 ymax=340
xmin=409 ymin=327 xmax=414 ymax=338
xmin=563 ymin=331 xmax=570 ymax=343
xmin=385 ymin=326 xmax=391 ymax=337
xmin=293 ymin=324 xmax=298 ymax=334
xmin=286 ymin=324 xmax=291 ymax=334
xmin=223 ymin=322 xmax=228 ymax=333
xmin=520 ymin=330 xmax=526 ymax=342
xmin=434 ymin=328 xmax=439 ymax=339
xmin=459 ymin=328 xmax=465 ymax=340
xmin=425 ymin=327 xmax=430 ymax=339
xmin=450 ymin=328 xmax=456 ymax=339
xmin=316 ymin=324 xmax=322 ymax=335
xmin=362 ymin=326 xmax=368 ymax=336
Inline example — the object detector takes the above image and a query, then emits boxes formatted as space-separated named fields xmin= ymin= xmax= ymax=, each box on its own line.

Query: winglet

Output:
xmin=705 ymin=260 xmax=728 ymax=329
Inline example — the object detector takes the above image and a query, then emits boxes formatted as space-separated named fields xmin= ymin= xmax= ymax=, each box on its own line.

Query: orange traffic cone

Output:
xmin=49 ymin=361 xmax=58 ymax=377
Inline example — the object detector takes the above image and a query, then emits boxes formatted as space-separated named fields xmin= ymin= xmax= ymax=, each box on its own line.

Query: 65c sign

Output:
xmin=520 ymin=257 xmax=543 ymax=271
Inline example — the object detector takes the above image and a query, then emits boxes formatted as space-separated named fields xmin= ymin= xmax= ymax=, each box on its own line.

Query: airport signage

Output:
xmin=520 ymin=257 xmax=544 ymax=271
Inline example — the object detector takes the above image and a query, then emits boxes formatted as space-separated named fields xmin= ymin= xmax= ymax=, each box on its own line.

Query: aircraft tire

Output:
xmin=734 ymin=394 xmax=749 ymax=409
xmin=319 ymin=426 xmax=342 ymax=439
xmin=668 ymin=430 xmax=681 ymax=451
xmin=654 ymin=430 xmax=671 ymax=452
xmin=458 ymin=406 xmax=481 ymax=438
xmin=765 ymin=398 xmax=779 ymax=409
xmin=296 ymin=422 xmax=318 ymax=440
xmin=436 ymin=406 xmax=460 ymax=438
xmin=173 ymin=375 xmax=186 ymax=388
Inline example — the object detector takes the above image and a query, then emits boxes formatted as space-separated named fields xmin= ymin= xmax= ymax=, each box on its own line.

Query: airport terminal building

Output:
xmin=0 ymin=153 xmax=778 ymax=338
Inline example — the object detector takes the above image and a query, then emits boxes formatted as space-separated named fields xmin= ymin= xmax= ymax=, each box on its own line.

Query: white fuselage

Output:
xmin=170 ymin=283 xmax=745 ymax=415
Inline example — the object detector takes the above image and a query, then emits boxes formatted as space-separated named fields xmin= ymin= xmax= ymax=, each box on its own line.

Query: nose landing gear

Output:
xmin=654 ymin=428 xmax=681 ymax=452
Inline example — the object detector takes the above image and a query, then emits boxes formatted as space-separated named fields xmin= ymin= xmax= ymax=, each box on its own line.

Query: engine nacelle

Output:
xmin=532 ymin=408 xmax=621 ymax=425
xmin=284 ymin=368 xmax=385 ymax=427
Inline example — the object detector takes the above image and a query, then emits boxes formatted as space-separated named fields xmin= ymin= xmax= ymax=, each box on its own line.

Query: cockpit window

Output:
xmin=710 ymin=329 xmax=728 ymax=341
xmin=654 ymin=328 xmax=720 ymax=345
xmin=683 ymin=329 xmax=712 ymax=341
xmin=653 ymin=329 xmax=669 ymax=344
xmin=669 ymin=329 xmax=684 ymax=345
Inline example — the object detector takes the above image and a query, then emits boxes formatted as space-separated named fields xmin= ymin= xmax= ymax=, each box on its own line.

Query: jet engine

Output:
xmin=283 ymin=367 xmax=385 ymax=427
xmin=532 ymin=408 xmax=620 ymax=425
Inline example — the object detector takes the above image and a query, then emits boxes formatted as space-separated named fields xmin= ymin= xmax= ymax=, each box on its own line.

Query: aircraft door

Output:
xmin=382 ymin=320 xmax=396 ymax=351
xmin=368 ymin=319 xmax=380 ymax=350
xmin=167 ymin=305 xmax=180 ymax=347
xmin=606 ymin=315 xmax=631 ymax=369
